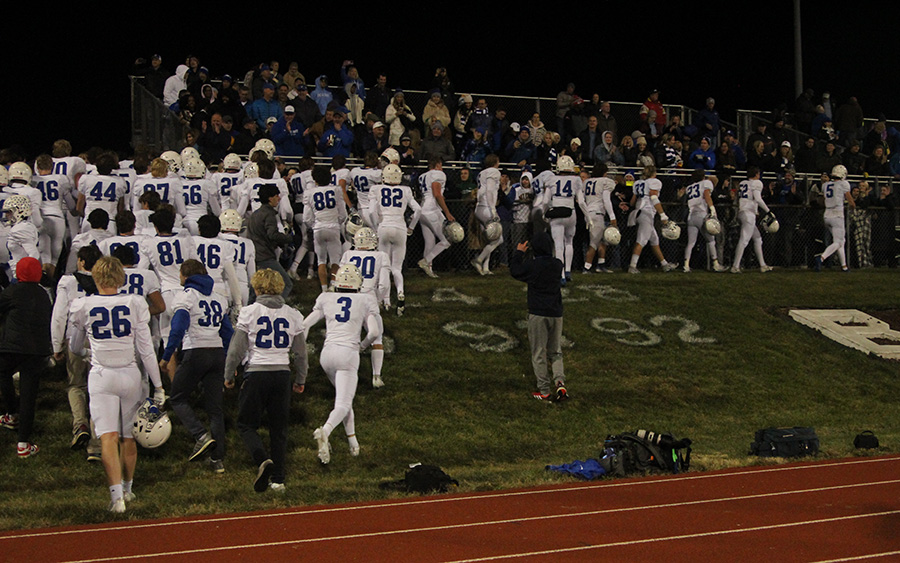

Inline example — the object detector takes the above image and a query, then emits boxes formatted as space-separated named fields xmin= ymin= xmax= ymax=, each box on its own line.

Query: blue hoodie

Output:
xmin=162 ymin=274 xmax=234 ymax=361
xmin=312 ymin=75 xmax=334 ymax=116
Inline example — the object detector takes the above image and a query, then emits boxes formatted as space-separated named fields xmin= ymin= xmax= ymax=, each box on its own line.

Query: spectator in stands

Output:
xmin=715 ymin=140 xmax=737 ymax=174
xmin=863 ymin=120 xmax=888 ymax=155
xmin=769 ymin=116 xmax=790 ymax=149
xmin=164 ymin=65 xmax=189 ymax=109
xmin=271 ymin=106 xmax=307 ymax=157
xmin=842 ymin=140 xmax=866 ymax=176
xmin=453 ymin=94 xmax=474 ymax=149
xmin=696 ymin=98 xmax=720 ymax=143
xmin=340 ymin=61 xmax=366 ymax=102
xmin=276 ymin=84 xmax=291 ymax=110
xmin=566 ymin=97 xmax=589 ymax=139
xmin=397 ymin=135 xmax=416 ymax=167
xmin=795 ymin=88 xmax=817 ymax=134
xmin=385 ymin=90 xmax=417 ymax=146
xmin=635 ymin=136 xmax=655 ymax=167
xmin=849 ymin=181 xmax=873 ymax=268
xmin=565 ymin=138 xmax=584 ymax=166
xmin=366 ymin=73 xmax=391 ymax=119
xmin=619 ymin=135 xmax=638 ymax=166
xmin=578 ymin=116 xmax=603 ymax=165
xmin=584 ymin=94 xmax=602 ymax=119
xmin=249 ymin=64 xmax=273 ymax=100
xmin=286 ymin=84 xmax=318 ymax=138
xmin=420 ymin=122 xmax=456 ymax=164
xmin=597 ymin=101 xmax=617 ymax=141
xmin=655 ymin=134 xmax=681 ymax=169
xmin=527 ymin=113 xmax=547 ymax=147
xmin=593 ymin=131 xmax=624 ymax=166
xmin=284 ymin=63 xmax=304 ymax=95
xmin=308 ymin=104 xmax=335 ymax=149
xmin=817 ymin=140 xmax=842 ymax=174
xmin=640 ymin=89 xmax=667 ymax=134
xmin=721 ymin=131 xmax=746 ymax=170
xmin=811 ymin=105 xmax=829 ymax=137
xmin=232 ymin=118 xmax=262 ymax=156
xmin=534 ymin=131 xmax=559 ymax=172
xmin=312 ymin=75 xmax=333 ymax=116
xmin=200 ymin=113 xmax=231 ymax=164
xmin=430 ymin=67 xmax=455 ymax=112
xmin=775 ymin=141 xmax=794 ymax=175
xmin=269 ymin=61 xmax=283 ymax=87
xmin=794 ymin=137 xmax=818 ymax=173
xmin=505 ymin=127 xmax=536 ymax=166
xmin=663 ymin=115 xmax=684 ymax=142
xmin=746 ymin=121 xmax=774 ymax=156
xmin=318 ymin=110 xmax=354 ymax=158
xmin=864 ymin=145 xmax=891 ymax=177
xmin=556 ymin=83 xmax=576 ymax=135
xmin=422 ymin=90 xmax=451 ymax=132
xmin=747 ymin=140 xmax=774 ymax=172
xmin=489 ymin=107 xmax=511 ymax=154
xmin=468 ymin=98 xmax=491 ymax=136
xmin=362 ymin=121 xmax=390 ymax=156
xmin=248 ymin=84 xmax=281 ymax=130
xmin=834 ymin=96 xmax=864 ymax=146
xmin=342 ymin=83 xmax=365 ymax=129
xmin=136 ymin=54 xmax=169 ymax=100
xmin=688 ymin=137 xmax=716 ymax=170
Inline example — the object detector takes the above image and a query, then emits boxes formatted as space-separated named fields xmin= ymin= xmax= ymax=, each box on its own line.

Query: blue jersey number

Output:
xmin=255 ymin=317 xmax=290 ymax=348
xmin=89 ymin=305 xmax=132 ymax=340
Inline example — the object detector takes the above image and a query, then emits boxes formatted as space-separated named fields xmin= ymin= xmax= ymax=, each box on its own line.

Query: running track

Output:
xmin=3 ymin=455 xmax=899 ymax=562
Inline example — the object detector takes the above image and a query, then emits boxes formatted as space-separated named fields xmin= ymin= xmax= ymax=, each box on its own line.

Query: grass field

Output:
xmin=2 ymin=267 xmax=899 ymax=530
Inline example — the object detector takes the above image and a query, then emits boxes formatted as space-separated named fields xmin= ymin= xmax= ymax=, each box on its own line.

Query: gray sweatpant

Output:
xmin=527 ymin=314 xmax=564 ymax=394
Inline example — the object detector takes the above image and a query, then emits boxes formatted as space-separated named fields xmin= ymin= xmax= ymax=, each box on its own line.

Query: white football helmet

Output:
xmin=661 ymin=220 xmax=681 ymax=240
xmin=762 ymin=212 xmax=780 ymax=233
xmin=133 ymin=399 xmax=172 ymax=449
xmin=831 ymin=164 xmax=848 ymax=180
xmin=484 ymin=221 xmax=502 ymax=242
xmin=243 ymin=162 xmax=259 ymax=179
xmin=380 ymin=147 xmax=400 ymax=165
xmin=345 ymin=211 xmax=364 ymax=236
xmin=160 ymin=151 xmax=182 ymax=173
xmin=223 ymin=153 xmax=242 ymax=172
xmin=354 ymin=227 xmax=378 ymax=250
xmin=443 ymin=221 xmax=465 ymax=244
xmin=0 ymin=167 xmax=8 ymax=186
xmin=183 ymin=158 xmax=206 ymax=179
xmin=8 ymin=162 xmax=32 ymax=184
xmin=383 ymin=164 xmax=403 ymax=185
xmin=556 ymin=155 xmax=575 ymax=173
xmin=3 ymin=195 xmax=32 ymax=224
xmin=704 ymin=216 xmax=722 ymax=235
xmin=254 ymin=139 xmax=276 ymax=160
xmin=603 ymin=226 xmax=621 ymax=246
xmin=334 ymin=263 xmax=363 ymax=291
xmin=180 ymin=147 xmax=201 ymax=163
xmin=220 ymin=209 xmax=242 ymax=233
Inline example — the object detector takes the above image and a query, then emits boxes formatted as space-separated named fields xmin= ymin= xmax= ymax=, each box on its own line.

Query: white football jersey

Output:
xmin=7 ymin=221 xmax=39 ymax=277
xmin=738 ymin=179 xmax=767 ymax=214
xmin=305 ymin=292 xmax=380 ymax=350
xmin=219 ymin=233 xmax=256 ymax=285
xmin=633 ymin=177 xmax=663 ymax=213
xmin=340 ymin=249 xmax=390 ymax=303
xmin=824 ymin=180 xmax=851 ymax=218
xmin=51 ymin=156 xmax=87 ymax=187
xmin=348 ymin=167 xmax=381 ymax=210
xmin=211 ymin=171 xmax=243 ymax=210
xmin=583 ymin=176 xmax=616 ymax=217
xmin=544 ymin=173 xmax=585 ymax=210
xmin=236 ymin=178 xmax=291 ymax=220
xmin=112 ymin=167 xmax=137 ymax=210
xmin=237 ymin=302 xmax=306 ymax=367
xmin=78 ymin=174 xmax=127 ymax=218
xmin=69 ymin=293 xmax=156 ymax=370
xmin=171 ymin=286 xmax=228 ymax=350
xmin=419 ymin=169 xmax=447 ymax=212
xmin=51 ymin=274 xmax=92 ymax=353
xmin=686 ymin=179 xmax=714 ymax=215
xmin=143 ymin=233 xmax=197 ymax=290
xmin=100 ymin=234 xmax=152 ymax=268
xmin=118 ymin=267 xmax=162 ymax=298
xmin=132 ymin=177 xmax=183 ymax=212
xmin=369 ymin=183 xmax=421 ymax=229
xmin=193 ymin=236 xmax=236 ymax=294
xmin=305 ymin=184 xmax=345 ymax=230
xmin=180 ymin=178 xmax=220 ymax=220
xmin=66 ymin=229 xmax=112 ymax=274
xmin=32 ymin=174 xmax=70 ymax=218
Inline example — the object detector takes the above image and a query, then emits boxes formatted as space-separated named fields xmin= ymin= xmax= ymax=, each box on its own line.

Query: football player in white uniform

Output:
xmin=66 ymin=210 xmax=113 ymax=274
xmin=33 ymin=155 xmax=71 ymax=276
xmin=224 ymin=269 xmax=307 ymax=493
xmin=50 ymin=139 xmax=88 ymax=239
xmin=160 ymin=259 xmax=233 ymax=473
xmin=211 ymin=153 xmax=244 ymax=211
xmin=731 ymin=166 xmax=773 ymax=273
xmin=3 ymin=195 xmax=40 ymax=281
xmin=341 ymin=227 xmax=390 ymax=388
xmin=348 ymin=152 xmax=382 ymax=228
xmin=218 ymin=209 xmax=256 ymax=308
xmin=77 ymin=153 xmax=127 ymax=235
xmin=6 ymin=162 xmax=44 ymax=233
xmin=537 ymin=155 xmax=590 ymax=283
xmin=132 ymin=158 xmax=186 ymax=218
xmin=287 ymin=157 xmax=317 ymax=280
xmin=368 ymin=164 xmax=421 ymax=315
xmin=180 ymin=159 xmax=221 ymax=236
xmin=627 ymin=165 xmax=677 ymax=274
xmin=99 ymin=211 xmax=152 ymax=269
xmin=417 ymin=156 xmax=455 ymax=278
xmin=305 ymin=167 xmax=348 ymax=292
xmin=305 ymin=264 xmax=381 ymax=464
xmin=683 ymin=170 xmax=726 ymax=272
xmin=817 ymin=165 xmax=855 ymax=272
xmin=582 ymin=163 xmax=618 ymax=272
xmin=472 ymin=155 xmax=504 ymax=276
xmin=68 ymin=256 xmax=166 ymax=513
xmin=111 ymin=245 xmax=165 ymax=317
xmin=236 ymin=159 xmax=292 ymax=225
xmin=193 ymin=215 xmax=242 ymax=310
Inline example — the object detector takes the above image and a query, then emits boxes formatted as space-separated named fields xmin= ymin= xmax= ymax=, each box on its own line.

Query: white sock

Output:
xmin=110 ymin=483 xmax=123 ymax=502
xmin=371 ymin=349 xmax=384 ymax=377
xmin=630 ymin=254 xmax=639 ymax=268
xmin=347 ymin=434 xmax=359 ymax=450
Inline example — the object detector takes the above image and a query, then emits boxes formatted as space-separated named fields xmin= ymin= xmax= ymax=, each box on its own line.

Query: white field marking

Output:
xmin=576 ymin=284 xmax=639 ymax=302
xmin=442 ymin=322 xmax=517 ymax=353
xmin=5 ymin=456 xmax=898 ymax=541
xmin=812 ymin=552 xmax=900 ymax=563
xmin=590 ymin=317 xmax=661 ymax=346
xmin=58 ymin=480 xmax=900 ymax=563
xmin=433 ymin=287 xmax=482 ymax=305
xmin=443 ymin=510 xmax=900 ymax=563
xmin=649 ymin=315 xmax=716 ymax=344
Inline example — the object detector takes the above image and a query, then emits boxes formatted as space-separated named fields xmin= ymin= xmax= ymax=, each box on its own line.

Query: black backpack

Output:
xmin=600 ymin=430 xmax=692 ymax=478
xmin=380 ymin=464 xmax=459 ymax=494
xmin=750 ymin=427 xmax=819 ymax=457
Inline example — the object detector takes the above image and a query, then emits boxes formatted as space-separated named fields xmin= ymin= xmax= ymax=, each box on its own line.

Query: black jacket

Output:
xmin=0 ymin=282 xmax=51 ymax=356
xmin=510 ymin=231 xmax=563 ymax=318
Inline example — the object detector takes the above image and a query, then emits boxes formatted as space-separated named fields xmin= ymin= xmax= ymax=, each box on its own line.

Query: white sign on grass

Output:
xmin=789 ymin=309 xmax=900 ymax=359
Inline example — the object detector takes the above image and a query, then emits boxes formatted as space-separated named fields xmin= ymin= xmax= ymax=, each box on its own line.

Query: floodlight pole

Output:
xmin=794 ymin=0 xmax=803 ymax=98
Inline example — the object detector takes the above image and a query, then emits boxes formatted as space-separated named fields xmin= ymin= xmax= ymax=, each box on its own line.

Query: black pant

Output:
xmin=237 ymin=370 xmax=291 ymax=483
xmin=170 ymin=348 xmax=226 ymax=460
xmin=0 ymin=354 xmax=46 ymax=443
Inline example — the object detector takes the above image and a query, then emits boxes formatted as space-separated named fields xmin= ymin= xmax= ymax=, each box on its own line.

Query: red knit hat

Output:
xmin=15 ymin=257 xmax=42 ymax=283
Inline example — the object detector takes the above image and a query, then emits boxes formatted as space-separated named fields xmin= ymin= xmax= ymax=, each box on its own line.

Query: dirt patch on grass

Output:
xmin=868 ymin=309 xmax=900 ymax=331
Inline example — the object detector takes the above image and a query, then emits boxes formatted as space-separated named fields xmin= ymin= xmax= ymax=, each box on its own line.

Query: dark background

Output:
xmin=3 ymin=2 xmax=894 ymax=158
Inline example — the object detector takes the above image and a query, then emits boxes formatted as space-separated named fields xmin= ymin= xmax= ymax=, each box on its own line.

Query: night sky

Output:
xmin=5 ymin=2 xmax=895 ymax=158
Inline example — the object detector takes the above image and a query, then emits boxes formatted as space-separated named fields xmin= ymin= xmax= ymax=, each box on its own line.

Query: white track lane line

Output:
xmin=443 ymin=510 xmax=900 ymax=563
xmin=4 ymin=455 xmax=898 ymax=541
xmin=812 ymin=551 xmax=900 ymax=562
xmin=58 ymin=478 xmax=900 ymax=563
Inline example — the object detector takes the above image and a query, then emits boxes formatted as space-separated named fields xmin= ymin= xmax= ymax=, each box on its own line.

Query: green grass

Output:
xmin=2 ymin=268 xmax=899 ymax=530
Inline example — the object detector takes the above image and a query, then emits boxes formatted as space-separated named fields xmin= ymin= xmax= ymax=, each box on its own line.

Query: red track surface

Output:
xmin=3 ymin=455 xmax=899 ymax=562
